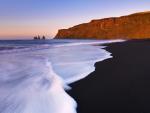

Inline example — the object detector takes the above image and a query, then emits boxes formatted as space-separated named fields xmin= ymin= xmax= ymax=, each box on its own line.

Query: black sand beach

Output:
xmin=68 ymin=40 xmax=150 ymax=113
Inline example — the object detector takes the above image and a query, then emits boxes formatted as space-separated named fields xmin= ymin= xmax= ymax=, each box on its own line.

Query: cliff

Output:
xmin=55 ymin=11 xmax=150 ymax=39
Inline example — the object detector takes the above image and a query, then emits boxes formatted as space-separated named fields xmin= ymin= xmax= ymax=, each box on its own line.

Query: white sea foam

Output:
xmin=0 ymin=39 xmax=124 ymax=113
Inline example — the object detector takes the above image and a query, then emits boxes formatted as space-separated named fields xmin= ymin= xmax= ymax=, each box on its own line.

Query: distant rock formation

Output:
xmin=34 ymin=35 xmax=46 ymax=40
xmin=55 ymin=11 xmax=150 ymax=39
xmin=42 ymin=36 xmax=46 ymax=40
xmin=34 ymin=36 xmax=38 ymax=40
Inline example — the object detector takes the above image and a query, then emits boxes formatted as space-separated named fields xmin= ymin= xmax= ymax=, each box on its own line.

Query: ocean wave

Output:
xmin=0 ymin=39 xmax=124 ymax=113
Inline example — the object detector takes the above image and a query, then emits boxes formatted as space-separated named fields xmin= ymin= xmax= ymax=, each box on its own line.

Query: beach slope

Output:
xmin=68 ymin=39 xmax=150 ymax=113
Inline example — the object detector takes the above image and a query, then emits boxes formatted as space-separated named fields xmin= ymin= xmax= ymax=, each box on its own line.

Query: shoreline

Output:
xmin=67 ymin=39 xmax=150 ymax=113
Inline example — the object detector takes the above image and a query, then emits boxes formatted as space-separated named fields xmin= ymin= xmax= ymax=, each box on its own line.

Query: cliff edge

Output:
xmin=55 ymin=11 xmax=150 ymax=39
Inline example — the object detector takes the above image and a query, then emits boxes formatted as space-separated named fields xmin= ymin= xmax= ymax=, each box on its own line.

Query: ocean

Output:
xmin=0 ymin=39 xmax=123 ymax=113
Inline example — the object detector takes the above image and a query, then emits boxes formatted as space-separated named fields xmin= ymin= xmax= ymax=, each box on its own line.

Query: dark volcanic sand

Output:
xmin=67 ymin=39 xmax=150 ymax=113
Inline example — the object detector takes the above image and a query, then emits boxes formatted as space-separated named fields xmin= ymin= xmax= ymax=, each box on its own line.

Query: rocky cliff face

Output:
xmin=55 ymin=11 xmax=150 ymax=39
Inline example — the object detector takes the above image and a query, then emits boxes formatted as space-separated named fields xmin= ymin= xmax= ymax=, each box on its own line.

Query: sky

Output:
xmin=0 ymin=0 xmax=150 ymax=39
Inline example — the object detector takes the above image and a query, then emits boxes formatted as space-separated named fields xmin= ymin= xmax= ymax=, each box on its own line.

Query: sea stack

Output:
xmin=55 ymin=11 xmax=150 ymax=39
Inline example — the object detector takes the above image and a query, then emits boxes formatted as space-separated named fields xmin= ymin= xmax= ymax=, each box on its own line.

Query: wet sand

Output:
xmin=68 ymin=39 xmax=150 ymax=113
